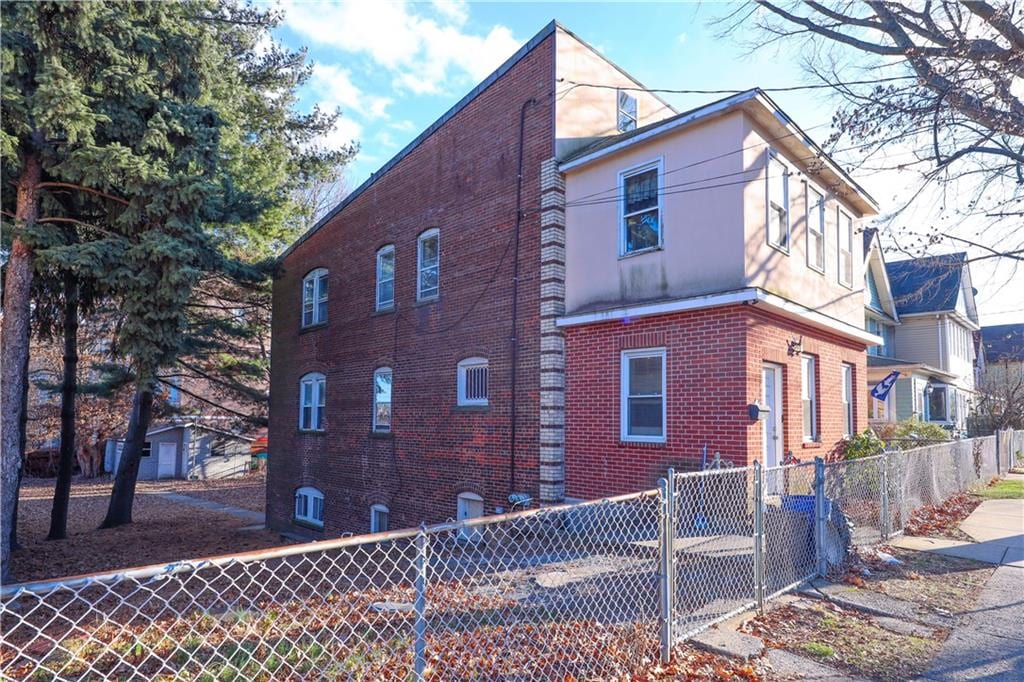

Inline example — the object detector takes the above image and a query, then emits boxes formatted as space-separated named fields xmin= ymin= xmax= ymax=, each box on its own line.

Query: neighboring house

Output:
xmin=867 ymin=252 xmax=980 ymax=432
xmin=106 ymin=419 xmax=253 ymax=481
xmin=557 ymin=90 xmax=881 ymax=499
xmin=980 ymin=323 xmax=1024 ymax=386
xmin=267 ymin=21 xmax=679 ymax=537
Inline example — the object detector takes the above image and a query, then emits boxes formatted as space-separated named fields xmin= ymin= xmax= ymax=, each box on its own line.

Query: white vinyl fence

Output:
xmin=2 ymin=431 xmax=1020 ymax=680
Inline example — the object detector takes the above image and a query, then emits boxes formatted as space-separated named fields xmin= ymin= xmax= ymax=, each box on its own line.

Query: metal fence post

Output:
xmin=658 ymin=473 xmax=675 ymax=664
xmin=813 ymin=457 xmax=827 ymax=578
xmin=752 ymin=461 xmax=765 ymax=613
xmin=880 ymin=453 xmax=891 ymax=540
xmin=414 ymin=527 xmax=429 ymax=680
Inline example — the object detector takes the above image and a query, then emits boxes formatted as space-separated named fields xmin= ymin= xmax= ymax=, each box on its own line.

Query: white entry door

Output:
xmin=762 ymin=364 xmax=784 ymax=494
xmin=157 ymin=442 xmax=177 ymax=479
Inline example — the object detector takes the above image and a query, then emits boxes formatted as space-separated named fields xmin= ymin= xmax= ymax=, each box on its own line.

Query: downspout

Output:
xmin=508 ymin=97 xmax=538 ymax=497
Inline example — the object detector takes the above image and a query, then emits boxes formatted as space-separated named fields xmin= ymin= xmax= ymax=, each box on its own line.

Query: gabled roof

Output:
xmin=862 ymin=227 xmax=877 ymax=257
xmin=885 ymin=252 xmax=967 ymax=316
xmin=982 ymin=323 xmax=1024 ymax=361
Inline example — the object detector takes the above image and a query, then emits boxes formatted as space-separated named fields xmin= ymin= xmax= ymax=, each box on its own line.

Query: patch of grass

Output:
xmin=801 ymin=641 xmax=835 ymax=658
xmin=974 ymin=478 xmax=1024 ymax=499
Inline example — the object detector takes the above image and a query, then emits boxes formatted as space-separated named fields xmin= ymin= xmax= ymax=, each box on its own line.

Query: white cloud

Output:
xmin=310 ymin=63 xmax=392 ymax=120
xmin=318 ymin=116 xmax=363 ymax=151
xmin=284 ymin=0 xmax=521 ymax=95
xmin=389 ymin=119 xmax=417 ymax=132
xmin=677 ymin=32 xmax=688 ymax=44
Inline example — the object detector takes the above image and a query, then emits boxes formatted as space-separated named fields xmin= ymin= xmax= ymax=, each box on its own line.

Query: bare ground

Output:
xmin=9 ymin=474 xmax=288 ymax=584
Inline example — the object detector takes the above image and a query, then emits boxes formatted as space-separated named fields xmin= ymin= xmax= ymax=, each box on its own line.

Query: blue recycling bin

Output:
xmin=781 ymin=494 xmax=819 ymax=558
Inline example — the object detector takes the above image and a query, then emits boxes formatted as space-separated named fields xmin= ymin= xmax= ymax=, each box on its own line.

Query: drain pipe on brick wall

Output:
xmin=508 ymin=97 xmax=538 ymax=502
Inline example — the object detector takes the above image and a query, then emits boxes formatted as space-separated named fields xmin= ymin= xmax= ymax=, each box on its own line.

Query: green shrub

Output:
xmin=873 ymin=417 xmax=950 ymax=450
xmin=843 ymin=429 xmax=886 ymax=460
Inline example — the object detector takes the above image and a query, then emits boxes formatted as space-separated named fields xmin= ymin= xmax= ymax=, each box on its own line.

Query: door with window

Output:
xmin=157 ymin=442 xmax=177 ymax=479
xmin=762 ymin=364 xmax=784 ymax=493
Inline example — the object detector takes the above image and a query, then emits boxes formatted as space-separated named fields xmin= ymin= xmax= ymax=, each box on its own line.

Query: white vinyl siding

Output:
xmin=294 ymin=486 xmax=324 ymax=527
xmin=376 ymin=245 xmax=395 ymax=310
xmin=620 ymin=348 xmax=667 ymax=442
xmin=299 ymin=373 xmax=326 ymax=431
xmin=457 ymin=357 xmax=489 ymax=406
xmin=806 ymin=185 xmax=825 ymax=272
xmin=417 ymin=229 xmax=439 ymax=300
xmin=801 ymin=355 xmax=817 ymax=442
xmin=373 ymin=367 xmax=392 ymax=432
xmin=301 ymin=268 xmax=328 ymax=327
xmin=767 ymin=153 xmax=790 ymax=252
xmin=619 ymin=159 xmax=662 ymax=255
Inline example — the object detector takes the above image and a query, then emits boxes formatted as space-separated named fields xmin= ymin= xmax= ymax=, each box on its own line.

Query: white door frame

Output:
xmin=761 ymin=363 xmax=784 ymax=468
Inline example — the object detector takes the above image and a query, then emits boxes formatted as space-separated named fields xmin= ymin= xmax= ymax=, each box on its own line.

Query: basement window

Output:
xmin=457 ymin=357 xmax=489 ymax=406
xmin=295 ymin=486 xmax=324 ymax=528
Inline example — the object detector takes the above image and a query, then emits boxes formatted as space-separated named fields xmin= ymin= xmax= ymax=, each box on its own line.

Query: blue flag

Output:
xmin=870 ymin=370 xmax=901 ymax=401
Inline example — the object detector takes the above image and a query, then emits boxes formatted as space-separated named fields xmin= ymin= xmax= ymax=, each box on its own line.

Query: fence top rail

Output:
xmin=822 ymin=454 xmax=885 ymax=467
xmin=1 ymin=485 xmax=661 ymax=599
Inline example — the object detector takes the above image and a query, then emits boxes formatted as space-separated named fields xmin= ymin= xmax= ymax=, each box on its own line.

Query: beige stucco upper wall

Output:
xmin=563 ymin=109 xmax=873 ymax=326
xmin=563 ymin=111 xmax=749 ymax=314
xmin=740 ymin=115 xmax=866 ymax=327
xmin=554 ymin=27 xmax=676 ymax=160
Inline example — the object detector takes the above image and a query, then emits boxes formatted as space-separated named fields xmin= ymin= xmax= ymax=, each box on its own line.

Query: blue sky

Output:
xmin=274 ymin=1 xmax=1021 ymax=324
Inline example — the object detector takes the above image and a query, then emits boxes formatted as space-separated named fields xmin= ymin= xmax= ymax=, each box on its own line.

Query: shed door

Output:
xmin=157 ymin=442 xmax=177 ymax=479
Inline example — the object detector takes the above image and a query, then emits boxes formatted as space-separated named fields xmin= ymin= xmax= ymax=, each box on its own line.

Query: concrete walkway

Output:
xmin=157 ymin=491 xmax=265 ymax=526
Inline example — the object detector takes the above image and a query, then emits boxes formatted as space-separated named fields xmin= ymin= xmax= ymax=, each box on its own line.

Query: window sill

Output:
xmin=297 ymin=429 xmax=326 ymax=436
xmin=369 ymin=430 xmax=394 ymax=439
xmin=838 ymin=280 xmax=854 ymax=291
xmin=620 ymin=437 xmax=667 ymax=447
xmin=453 ymin=404 xmax=489 ymax=413
xmin=801 ymin=441 xmax=822 ymax=449
xmin=299 ymin=322 xmax=327 ymax=334
xmin=372 ymin=306 xmax=395 ymax=316
xmin=807 ymin=264 xmax=825 ymax=276
xmin=415 ymin=295 xmax=439 ymax=307
xmin=618 ymin=245 xmax=663 ymax=260
xmin=767 ymin=241 xmax=791 ymax=256
xmin=292 ymin=518 xmax=324 ymax=532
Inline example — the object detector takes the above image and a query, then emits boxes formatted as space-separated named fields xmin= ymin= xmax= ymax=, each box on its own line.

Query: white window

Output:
xmin=617 ymin=90 xmax=638 ymax=132
xmin=620 ymin=348 xmax=666 ymax=442
xmin=766 ymin=153 xmax=790 ymax=251
xmin=842 ymin=363 xmax=854 ymax=437
xmin=620 ymin=160 xmax=661 ymax=255
xmin=838 ymin=210 xmax=853 ymax=287
xmin=373 ymin=367 xmax=392 ymax=432
xmin=370 ymin=504 xmax=389 ymax=533
xmin=417 ymin=229 xmax=439 ymax=300
xmin=869 ymin=394 xmax=890 ymax=421
xmin=456 ymin=492 xmax=484 ymax=542
xmin=294 ymin=486 xmax=324 ymax=527
xmin=376 ymin=245 xmax=395 ymax=310
xmin=457 ymin=357 xmax=489 ymax=406
xmin=806 ymin=185 xmax=825 ymax=272
xmin=301 ymin=268 xmax=328 ymax=327
xmin=299 ymin=372 xmax=326 ymax=431
xmin=801 ymin=355 xmax=817 ymax=442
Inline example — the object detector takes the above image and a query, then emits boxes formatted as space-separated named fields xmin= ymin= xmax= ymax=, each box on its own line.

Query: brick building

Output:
xmin=267 ymin=22 xmax=676 ymax=536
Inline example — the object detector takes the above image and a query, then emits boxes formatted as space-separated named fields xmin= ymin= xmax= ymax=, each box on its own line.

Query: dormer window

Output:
xmin=617 ymin=90 xmax=637 ymax=132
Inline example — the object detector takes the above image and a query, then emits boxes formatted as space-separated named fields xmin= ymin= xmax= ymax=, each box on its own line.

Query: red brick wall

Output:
xmin=267 ymin=36 xmax=555 ymax=536
xmin=563 ymin=305 xmax=867 ymax=500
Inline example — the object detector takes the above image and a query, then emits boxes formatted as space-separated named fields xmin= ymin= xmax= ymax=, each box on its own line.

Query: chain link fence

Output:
xmin=3 ymin=430 xmax=1021 ymax=680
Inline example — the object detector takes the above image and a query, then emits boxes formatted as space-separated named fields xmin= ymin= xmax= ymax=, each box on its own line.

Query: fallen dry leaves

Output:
xmin=904 ymin=492 xmax=981 ymax=540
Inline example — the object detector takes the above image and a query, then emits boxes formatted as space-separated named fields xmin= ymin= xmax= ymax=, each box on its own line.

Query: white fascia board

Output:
xmin=898 ymin=310 xmax=980 ymax=331
xmin=556 ymin=287 xmax=884 ymax=346
xmin=558 ymin=91 xmax=758 ymax=173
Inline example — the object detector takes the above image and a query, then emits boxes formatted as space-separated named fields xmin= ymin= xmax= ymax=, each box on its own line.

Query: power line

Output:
xmin=557 ymin=75 xmax=919 ymax=97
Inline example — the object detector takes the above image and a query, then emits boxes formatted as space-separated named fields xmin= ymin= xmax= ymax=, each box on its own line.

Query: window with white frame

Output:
xmin=620 ymin=161 xmax=661 ymax=255
xmin=801 ymin=355 xmax=817 ymax=441
xmin=767 ymin=153 xmax=790 ymax=251
xmin=294 ymin=486 xmax=324 ymax=527
xmin=620 ymin=348 xmax=666 ymax=442
xmin=928 ymin=384 xmax=948 ymax=422
xmin=617 ymin=90 xmax=638 ymax=132
xmin=301 ymin=268 xmax=328 ymax=327
xmin=417 ymin=229 xmax=439 ymax=300
xmin=457 ymin=357 xmax=489 ymax=406
xmin=373 ymin=367 xmax=392 ymax=432
xmin=376 ymin=245 xmax=395 ymax=310
xmin=806 ymin=185 xmax=825 ymax=271
xmin=299 ymin=372 xmax=326 ymax=431
xmin=841 ymin=363 xmax=854 ymax=436
xmin=370 ymin=504 xmax=389 ymax=533
xmin=838 ymin=210 xmax=853 ymax=286
xmin=869 ymin=394 xmax=890 ymax=421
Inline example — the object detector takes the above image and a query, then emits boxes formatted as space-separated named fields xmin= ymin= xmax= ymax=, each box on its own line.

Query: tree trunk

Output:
xmin=10 ymin=351 xmax=30 ymax=552
xmin=47 ymin=273 xmax=80 ymax=540
xmin=1 ymin=151 xmax=41 ymax=581
xmin=100 ymin=387 xmax=153 ymax=528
